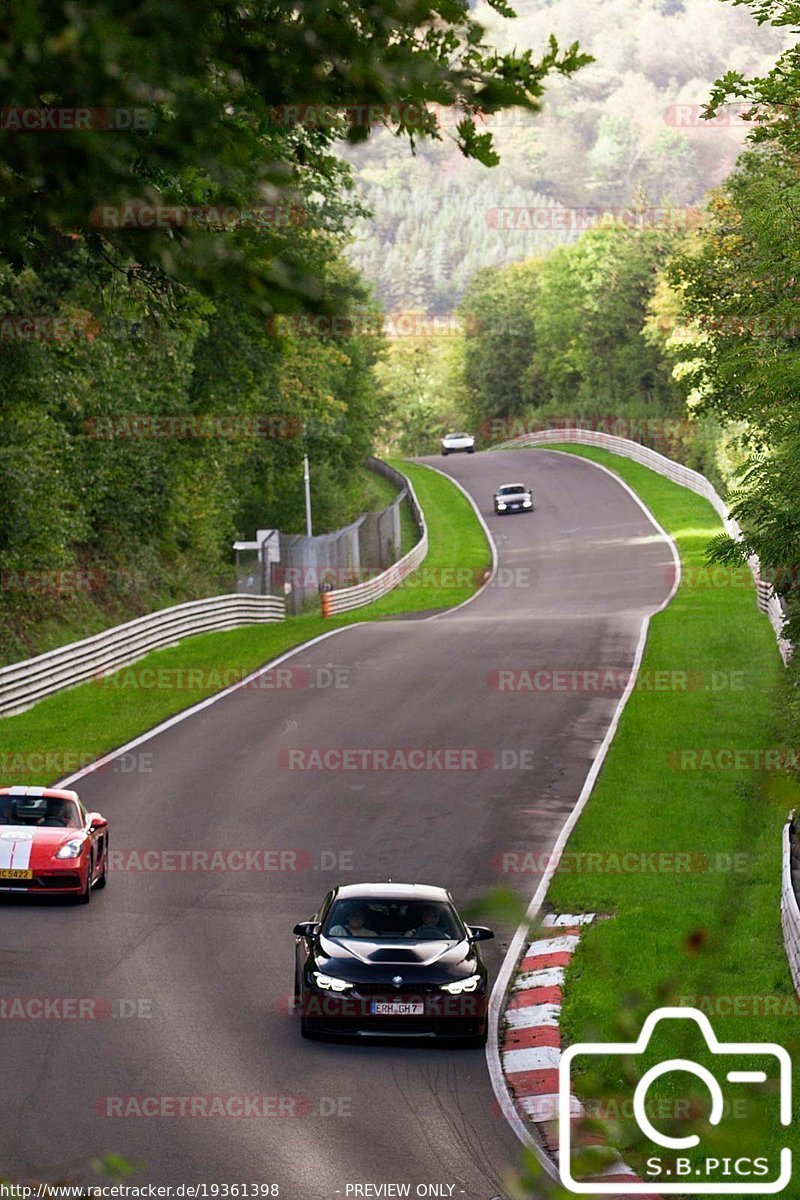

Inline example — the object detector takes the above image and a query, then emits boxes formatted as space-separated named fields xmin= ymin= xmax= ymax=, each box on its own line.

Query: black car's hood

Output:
xmin=314 ymin=935 xmax=480 ymax=982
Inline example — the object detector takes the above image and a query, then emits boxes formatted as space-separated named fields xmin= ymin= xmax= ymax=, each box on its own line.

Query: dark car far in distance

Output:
xmin=293 ymin=882 xmax=493 ymax=1043
xmin=494 ymin=482 xmax=534 ymax=514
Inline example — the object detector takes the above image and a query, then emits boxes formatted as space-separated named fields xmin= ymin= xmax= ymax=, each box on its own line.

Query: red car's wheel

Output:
xmin=95 ymin=841 xmax=108 ymax=889
xmin=75 ymin=857 xmax=93 ymax=904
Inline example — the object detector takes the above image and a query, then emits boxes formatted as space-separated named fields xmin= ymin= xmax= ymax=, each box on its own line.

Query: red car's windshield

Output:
xmin=0 ymin=796 xmax=82 ymax=829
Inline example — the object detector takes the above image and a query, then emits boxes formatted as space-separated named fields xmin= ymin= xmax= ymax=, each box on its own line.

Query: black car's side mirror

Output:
xmin=467 ymin=925 xmax=494 ymax=942
xmin=293 ymin=921 xmax=319 ymax=938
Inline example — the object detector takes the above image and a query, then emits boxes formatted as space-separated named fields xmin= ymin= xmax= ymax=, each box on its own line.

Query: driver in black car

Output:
xmin=406 ymin=906 xmax=452 ymax=939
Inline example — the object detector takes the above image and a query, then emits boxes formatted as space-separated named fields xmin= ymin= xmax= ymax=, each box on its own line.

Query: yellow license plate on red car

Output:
xmin=0 ymin=869 xmax=32 ymax=879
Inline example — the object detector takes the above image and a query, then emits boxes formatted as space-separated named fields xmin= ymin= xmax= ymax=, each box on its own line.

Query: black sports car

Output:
xmin=293 ymin=882 xmax=493 ymax=1043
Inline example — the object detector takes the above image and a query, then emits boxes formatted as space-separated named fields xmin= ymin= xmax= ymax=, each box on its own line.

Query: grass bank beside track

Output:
xmin=532 ymin=444 xmax=796 ymax=1178
xmin=0 ymin=460 xmax=490 ymax=788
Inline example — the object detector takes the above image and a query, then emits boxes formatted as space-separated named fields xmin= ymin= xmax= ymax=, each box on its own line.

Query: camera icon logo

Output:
xmin=559 ymin=1007 xmax=792 ymax=1194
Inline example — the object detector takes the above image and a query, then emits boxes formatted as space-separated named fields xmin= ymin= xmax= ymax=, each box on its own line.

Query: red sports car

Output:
xmin=0 ymin=786 xmax=109 ymax=904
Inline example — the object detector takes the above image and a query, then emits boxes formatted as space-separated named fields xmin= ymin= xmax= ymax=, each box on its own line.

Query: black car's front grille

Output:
xmin=349 ymin=981 xmax=441 ymax=996
xmin=301 ymin=988 xmax=486 ymax=1022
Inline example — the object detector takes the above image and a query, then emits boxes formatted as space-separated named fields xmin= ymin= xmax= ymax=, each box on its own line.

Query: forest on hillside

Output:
xmin=343 ymin=0 xmax=786 ymax=312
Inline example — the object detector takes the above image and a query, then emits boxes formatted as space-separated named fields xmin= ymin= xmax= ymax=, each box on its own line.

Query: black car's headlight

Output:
xmin=440 ymin=974 xmax=482 ymax=995
xmin=312 ymin=971 xmax=354 ymax=992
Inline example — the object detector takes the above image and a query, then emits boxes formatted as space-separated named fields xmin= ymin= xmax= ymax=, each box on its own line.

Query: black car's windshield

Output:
xmin=498 ymin=484 xmax=527 ymax=495
xmin=0 ymin=796 xmax=82 ymax=828
xmin=323 ymin=898 xmax=464 ymax=941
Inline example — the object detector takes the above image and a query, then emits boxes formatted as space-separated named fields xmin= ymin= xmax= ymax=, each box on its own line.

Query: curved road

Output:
xmin=0 ymin=450 xmax=674 ymax=1198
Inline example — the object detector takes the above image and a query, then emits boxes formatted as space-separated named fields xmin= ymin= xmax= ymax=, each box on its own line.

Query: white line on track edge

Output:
xmin=52 ymin=460 xmax=499 ymax=788
xmin=409 ymin=460 xmax=499 ymax=621
xmin=52 ymin=624 xmax=360 ymax=789
xmin=484 ymin=447 xmax=681 ymax=1179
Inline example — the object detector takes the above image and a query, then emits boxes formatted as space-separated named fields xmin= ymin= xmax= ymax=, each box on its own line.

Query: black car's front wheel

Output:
xmin=295 ymin=971 xmax=313 ymax=1038
xmin=300 ymin=1017 xmax=312 ymax=1038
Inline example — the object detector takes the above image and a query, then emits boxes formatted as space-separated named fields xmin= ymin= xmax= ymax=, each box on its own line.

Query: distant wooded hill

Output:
xmin=342 ymin=0 xmax=785 ymax=312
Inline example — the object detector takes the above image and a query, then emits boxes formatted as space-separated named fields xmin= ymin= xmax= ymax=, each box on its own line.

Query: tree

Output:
xmin=457 ymin=260 xmax=542 ymax=432
xmin=0 ymin=1 xmax=590 ymax=313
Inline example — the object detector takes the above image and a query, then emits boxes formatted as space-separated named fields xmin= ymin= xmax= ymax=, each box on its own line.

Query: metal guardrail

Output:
xmin=321 ymin=460 xmax=428 ymax=616
xmin=0 ymin=594 xmax=285 ymax=717
xmin=495 ymin=427 xmax=792 ymax=663
xmin=782 ymin=814 xmax=800 ymax=996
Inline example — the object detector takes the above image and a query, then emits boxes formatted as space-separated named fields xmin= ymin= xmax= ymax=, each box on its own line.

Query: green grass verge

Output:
xmin=535 ymin=445 xmax=797 ymax=1181
xmin=0 ymin=459 xmax=490 ymax=787
xmin=368 ymin=460 xmax=491 ymax=616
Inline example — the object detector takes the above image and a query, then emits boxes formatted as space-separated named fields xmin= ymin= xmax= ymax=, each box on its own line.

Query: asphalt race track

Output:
xmin=0 ymin=449 xmax=675 ymax=1199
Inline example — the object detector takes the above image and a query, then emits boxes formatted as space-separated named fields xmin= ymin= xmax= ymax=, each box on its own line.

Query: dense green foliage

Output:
xmin=0 ymin=0 xmax=588 ymax=313
xmin=657 ymin=1 xmax=800 ymax=711
xmin=0 ymin=252 xmax=384 ymax=661
xmin=0 ymin=0 xmax=585 ymax=662
xmin=458 ymin=229 xmax=682 ymax=418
